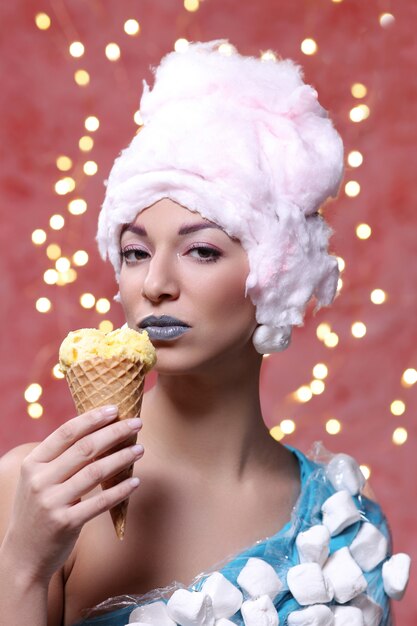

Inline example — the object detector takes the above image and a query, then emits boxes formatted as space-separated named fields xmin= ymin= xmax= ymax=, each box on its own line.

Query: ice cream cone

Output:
xmin=65 ymin=356 xmax=146 ymax=539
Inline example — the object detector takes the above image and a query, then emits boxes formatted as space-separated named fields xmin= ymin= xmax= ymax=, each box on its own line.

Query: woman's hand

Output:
xmin=1 ymin=405 xmax=143 ymax=584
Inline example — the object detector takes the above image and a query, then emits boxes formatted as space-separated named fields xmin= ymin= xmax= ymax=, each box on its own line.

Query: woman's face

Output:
xmin=119 ymin=198 xmax=258 ymax=373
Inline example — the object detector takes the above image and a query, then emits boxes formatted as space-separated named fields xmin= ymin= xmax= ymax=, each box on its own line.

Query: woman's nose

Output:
xmin=141 ymin=253 xmax=180 ymax=303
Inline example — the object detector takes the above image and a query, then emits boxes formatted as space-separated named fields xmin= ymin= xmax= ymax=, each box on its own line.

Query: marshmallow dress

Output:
xmin=73 ymin=447 xmax=395 ymax=626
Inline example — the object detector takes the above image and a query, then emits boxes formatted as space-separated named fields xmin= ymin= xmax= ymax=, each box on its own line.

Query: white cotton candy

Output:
xmin=167 ymin=589 xmax=215 ymax=626
xmin=321 ymin=490 xmax=361 ymax=536
xmin=237 ymin=558 xmax=283 ymax=600
xmin=287 ymin=605 xmax=334 ymax=626
xmin=323 ymin=547 xmax=367 ymax=604
xmin=286 ymin=562 xmax=333 ymax=605
xmin=201 ymin=572 xmax=243 ymax=618
xmin=129 ymin=601 xmax=176 ymax=625
xmin=241 ymin=595 xmax=279 ymax=626
xmin=349 ymin=522 xmax=388 ymax=572
xmin=382 ymin=553 xmax=411 ymax=600
xmin=296 ymin=525 xmax=330 ymax=567
xmin=331 ymin=605 xmax=364 ymax=626
xmin=350 ymin=594 xmax=383 ymax=626
xmin=326 ymin=454 xmax=366 ymax=496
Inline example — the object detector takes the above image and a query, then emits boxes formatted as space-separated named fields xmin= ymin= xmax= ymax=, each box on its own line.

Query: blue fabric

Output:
xmin=73 ymin=447 xmax=392 ymax=626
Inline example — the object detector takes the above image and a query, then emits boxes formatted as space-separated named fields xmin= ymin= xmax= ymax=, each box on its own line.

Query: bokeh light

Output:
xmin=124 ymin=19 xmax=140 ymax=35
xmin=27 ymin=403 xmax=43 ymax=419
xmin=85 ymin=116 xmax=100 ymax=132
xmin=326 ymin=418 xmax=341 ymax=435
xmin=35 ymin=297 xmax=52 ymax=313
xmin=68 ymin=198 xmax=87 ymax=215
xmin=105 ymin=43 xmax=121 ymax=61
xmin=392 ymin=427 xmax=407 ymax=445
xmin=79 ymin=136 xmax=94 ymax=152
xmin=301 ymin=38 xmax=318 ymax=55
xmin=32 ymin=229 xmax=47 ymax=245
xmin=74 ymin=70 xmax=90 ymax=86
xmin=24 ymin=383 xmax=42 ymax=403
xmin=80 ymin=293 xmax=96 ymax=308
xmin=35 ymin=13 xmax=51 ymax=30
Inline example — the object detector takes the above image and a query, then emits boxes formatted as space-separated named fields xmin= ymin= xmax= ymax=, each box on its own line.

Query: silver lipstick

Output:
xmin=139 ymin=315 xmax=191 ymax=342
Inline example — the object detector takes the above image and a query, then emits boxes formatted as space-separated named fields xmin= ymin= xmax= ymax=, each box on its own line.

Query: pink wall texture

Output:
xmin=1 ymin=1 xmax=415 ymax=622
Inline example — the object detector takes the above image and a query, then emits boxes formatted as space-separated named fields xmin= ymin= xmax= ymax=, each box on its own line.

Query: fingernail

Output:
xmin=131 ymin=444 xmax=144 ymax=456
xmin=130 ymin=477 xmax=140 ymax=487
xmin=128 ymin=417 xmax=142 ymax=429
xmin=101 ymin=405 xmax=118 ymax=417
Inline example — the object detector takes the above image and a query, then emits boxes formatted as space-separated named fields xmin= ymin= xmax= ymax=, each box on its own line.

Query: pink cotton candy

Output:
xmin=98 ymin=40 xmax=344 ymax=353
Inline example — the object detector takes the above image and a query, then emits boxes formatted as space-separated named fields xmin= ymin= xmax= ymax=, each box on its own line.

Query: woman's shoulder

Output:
xmin=0 ymin=443 xmax=38 ymax=532
xmin=0 ymin=442 xmax=38 ymax=467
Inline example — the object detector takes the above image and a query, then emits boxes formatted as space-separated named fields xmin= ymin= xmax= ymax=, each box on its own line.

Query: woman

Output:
xmin=0 ymin=41 xmax=407 ymax=626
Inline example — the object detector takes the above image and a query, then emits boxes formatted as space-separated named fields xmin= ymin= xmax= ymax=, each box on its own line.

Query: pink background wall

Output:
xmin=1 ymin=1 xmax=415 ymax=622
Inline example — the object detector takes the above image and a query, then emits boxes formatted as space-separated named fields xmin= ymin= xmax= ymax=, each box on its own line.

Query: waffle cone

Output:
xmin=65 ymin=356 xmax=145 ymax=540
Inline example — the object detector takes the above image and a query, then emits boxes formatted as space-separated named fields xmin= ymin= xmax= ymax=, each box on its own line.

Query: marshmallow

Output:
xmin=349 ymin=522 xmax=388 ymax=572
xmin=321 ymin=491 xmax=361 ymax=536
xmin=287 ymin=605 xmax=334 ymax=626
xmin=167 ymin=590 xmax=215 ymax=626
xmin=382 ymin=553 xmax=411 ymax=600
xmin=215 ymin=620 xmax=236 ymax=626
xmin=129 ymin=602 xmax=176 ymax=626
xmin=323 ymin=547 xmax=367 ymax=603
xmin=241 ymin=595 xmax=279 ymax=626
xmin=326 ymin=454 xmax=365 ymax=496
xmin=350 ymin=594 xmax=383 ymax=626
xmin=201 ymin=572 xmax=243 ymax=618
xmin=286 ymin=562 xmax=333 ymax=605
xmin=332 ymin=606 xmax=364 ymax=626
xmin=296 ymin=525 xmax=330 ymax=567
xmin=237 ymin=558 xmax=283 ymax=600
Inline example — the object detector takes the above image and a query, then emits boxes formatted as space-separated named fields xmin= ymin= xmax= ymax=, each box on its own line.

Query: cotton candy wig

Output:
xmin=97 ymin=40 xmax=344 ymax=353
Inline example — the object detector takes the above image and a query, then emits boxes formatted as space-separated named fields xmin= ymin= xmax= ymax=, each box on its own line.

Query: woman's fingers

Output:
xmin=44 ymin=417 xmax=143 ymax=485
xmin=30 ymin=405 xmax=120 ymax=463
xmin=64 ymin=475 xmax=141 ymax=529
xmin=60 ymin=443 xmax=144 ymax=505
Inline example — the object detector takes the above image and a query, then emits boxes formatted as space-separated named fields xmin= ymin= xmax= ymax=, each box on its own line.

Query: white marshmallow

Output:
xmin=129 ymin=602 xmax=176 ymax=625
xmin=382 ymin=553 xmax=411 ymax=600
xmin=241 ymin=595 xmax=279 ymax=626
xmin=296 ymin=525 xmax=330 ymax=567
xmin=215 ymin=620 xmax=236 ymax=626
xmin=326 ymin=454 xmax=365 ymax=496
xmin=349 ymin=522 xmax=388 ymax=572
xmin=332 ymin=605 xmax=364 ymax=626
xmin=286 ymin=562 xmax=334 ymax=605
xmin=201 ymin=572 xmax=243 ymax=618
xmin=321 ymin=491 xmax=361 ymax=536
xmin=287 ymin=605 xmax=334 ymax=626
xmin=350 ymin=594 xmax=383 ymax=626
xmin=323 ymin=547 xmax=367 ymax=603
xmin=167 ymin=589 xmax=215 ymax=626
xmin=237 ymin=558 xmax=283 ymax=600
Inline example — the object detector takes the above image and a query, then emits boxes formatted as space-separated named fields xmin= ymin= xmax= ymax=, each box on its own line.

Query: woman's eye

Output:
xmin=121 ymin=247 xmax=149 ymax=264
xmin=188 ymin=245 xmax=221 ymax=263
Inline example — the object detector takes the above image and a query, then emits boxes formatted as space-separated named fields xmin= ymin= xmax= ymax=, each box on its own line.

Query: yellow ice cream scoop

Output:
xmin=58 ymin=326 xmax=156 ymax=539
xmin=59 ymin=326 xmax=156 ymax=373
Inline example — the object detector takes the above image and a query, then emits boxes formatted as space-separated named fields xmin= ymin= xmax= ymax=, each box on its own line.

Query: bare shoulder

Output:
xmin=0 ymin=443 xmax=38 ymax=532
xmin=0 ymin=442 xmax=38 ymax=469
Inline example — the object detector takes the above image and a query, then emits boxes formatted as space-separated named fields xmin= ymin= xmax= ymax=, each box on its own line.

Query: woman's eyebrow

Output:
xmin=121 ymin=222 xmax=223 ymax=237
xmin=178 ymin=222 xmax=223 ymax=235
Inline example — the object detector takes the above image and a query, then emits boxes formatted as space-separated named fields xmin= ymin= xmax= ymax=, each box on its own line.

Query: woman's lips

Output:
xmin=139 ymin=315 xmax=191 ymax=341
xmin=143 ymin=325 xmax=190 ymax=341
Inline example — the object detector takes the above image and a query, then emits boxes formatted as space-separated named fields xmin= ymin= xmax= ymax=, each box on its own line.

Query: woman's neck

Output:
xmin=139 ymin=352 xmax=282 ymax=481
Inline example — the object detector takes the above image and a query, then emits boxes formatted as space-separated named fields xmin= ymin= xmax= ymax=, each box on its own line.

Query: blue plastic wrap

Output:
xmin=73 ymin=444 xmax=397 ymax=626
